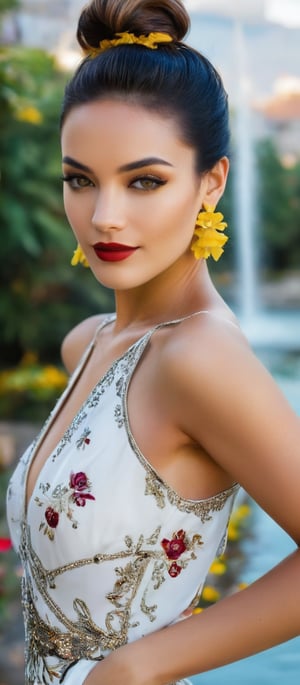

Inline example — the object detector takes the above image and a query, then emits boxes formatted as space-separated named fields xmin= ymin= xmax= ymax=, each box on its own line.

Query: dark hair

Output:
xmin=61 ymin=0 xmax=230 ymax=173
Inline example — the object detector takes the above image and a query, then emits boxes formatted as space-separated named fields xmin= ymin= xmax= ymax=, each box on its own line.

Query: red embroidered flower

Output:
xmin=168 ymin=562 xmax=182 ymax=578
xmin=45 ymin=507 xmax=59 ymax=528
xmin=73 ymin=493 xmax=95 ymax=507
xmin=0 ymin=538 xmax=12 ymax=552
xmin=76 ymin=429 xmax=91 ymax=449
xmin=70 ymin=472 xmax=88 ymax=491
xmin=161 ymin=529 xmax=187 ymax=560
xmin=69 ymin=471 xmax=95 ymax=507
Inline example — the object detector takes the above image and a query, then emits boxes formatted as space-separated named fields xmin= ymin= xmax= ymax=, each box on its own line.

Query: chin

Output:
xmin=90 ymin=267 xmax=149 ymax=292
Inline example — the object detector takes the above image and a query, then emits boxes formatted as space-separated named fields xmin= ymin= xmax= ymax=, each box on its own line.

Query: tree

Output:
xmin=0 ymin=46 xmax=113 ymax=366
xmin=257 ymin=139 xmax=300 ymax=271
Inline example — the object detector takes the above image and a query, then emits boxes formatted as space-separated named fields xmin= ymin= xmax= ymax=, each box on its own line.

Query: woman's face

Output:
xmin=61 ymin=99 xmax=213 ymax=291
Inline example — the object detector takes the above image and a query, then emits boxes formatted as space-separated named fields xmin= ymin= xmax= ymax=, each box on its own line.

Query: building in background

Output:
xmin=254 ymin=77 xmax=300 ymax=162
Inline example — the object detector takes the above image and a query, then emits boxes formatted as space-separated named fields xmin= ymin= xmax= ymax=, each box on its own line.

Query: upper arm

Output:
xmin=164 ymin=318 xmax=300 ymax=544
xmin=61 ymin=314 xmax=108 ymax=374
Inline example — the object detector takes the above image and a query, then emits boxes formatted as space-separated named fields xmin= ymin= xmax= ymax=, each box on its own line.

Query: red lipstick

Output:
xmin=93 ymin=242 xmax=138 ymax=262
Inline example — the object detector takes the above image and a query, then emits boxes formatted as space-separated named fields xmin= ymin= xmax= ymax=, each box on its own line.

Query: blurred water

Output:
xmin=240 ymin=311 xmax=300 ymax=350
xmin=192 ymin=344 xmax=300 ymax=684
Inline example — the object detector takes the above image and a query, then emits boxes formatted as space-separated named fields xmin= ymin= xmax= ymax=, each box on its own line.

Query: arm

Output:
xmin=84 ymin=550 xmax=300 ymax=684
xmin=85 ymin=317 xmax=300 ymax=684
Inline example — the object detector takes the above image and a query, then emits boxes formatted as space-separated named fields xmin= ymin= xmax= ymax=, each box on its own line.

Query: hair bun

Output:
xmin=77 ymin=0 xmax=190 ymax=51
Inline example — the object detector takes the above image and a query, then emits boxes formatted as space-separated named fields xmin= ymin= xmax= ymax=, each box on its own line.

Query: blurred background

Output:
xmin=0 ymin=1 xmax=300 ymax=683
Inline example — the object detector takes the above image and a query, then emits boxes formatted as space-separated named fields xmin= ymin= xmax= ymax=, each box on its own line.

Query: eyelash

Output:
xmin=61 ymin=174 xmax=167 ymax=191
xmin=61 ymin=174 xmax=93 ymax=189
xmin=130 ymin=175 xmax=167 ymax=191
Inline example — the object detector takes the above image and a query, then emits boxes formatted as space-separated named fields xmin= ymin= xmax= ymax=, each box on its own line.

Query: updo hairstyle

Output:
xmin=61 ymin=0 xmax=230 ymax=174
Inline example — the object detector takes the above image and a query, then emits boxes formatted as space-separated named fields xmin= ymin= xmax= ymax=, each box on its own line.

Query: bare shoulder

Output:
xmin=61 ymin=313 xmax=112 ymax=374
xmin=158 ymin=312 xmax=300 ymax=543
xmin=159 ymin=310 xmax=281 ymax=421
xmin=155 ymin=310 xmax=254 ymax=421
xmin=160 ymin=311 xmax=250 ymax=386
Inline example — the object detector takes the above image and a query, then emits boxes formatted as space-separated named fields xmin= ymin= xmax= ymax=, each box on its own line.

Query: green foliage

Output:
xmin=211 ymin=137 xmax=300 ymax=281
xmin=0 ymin=0 xmax=18 ymax=16
xmin=0 ymin=466 xmax=20 ymax=627
xmin=0 ymin=46 xmax=114 ymax=367
xmin=0 ymin=41 xmax=299 ymax=377
xmin=257 ymin=140 xmax=300 ymax=270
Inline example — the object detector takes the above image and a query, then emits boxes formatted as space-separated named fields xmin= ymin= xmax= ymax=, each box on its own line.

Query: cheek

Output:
xmin=146 ymin=192 xmax=193 ymax=231
xmin=160 ymin=197 xmax=198 ymax=239
xmin=64 ymin=191 xmax=84 ymax=235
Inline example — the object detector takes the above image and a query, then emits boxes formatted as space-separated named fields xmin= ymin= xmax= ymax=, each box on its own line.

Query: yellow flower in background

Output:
xmin=209 ymin=559 xmax=227 ymax=575
xmin=227 ymin=522 xmax=240 ymax=542
xmin=15 ymin=106 xmax=43 ymax=125
xmin=0 ymin=362 xmax=67 ymax=395
xmin=191 ymin=203 xmax=228 ymax=261
xmin=193 ymin=607 xmax=204 ymax=614
xmin=233 ymin=504 xmax=252 ymax=521
xmin=238 ymin=582 xmax=249 ymax=590
xmin=227 ymin=502 xmax=251 ymax=542
xmin=201 ymin=586 xmax=220 ymax=603
xmin=33 ymin=366 xmax=68 ymax=391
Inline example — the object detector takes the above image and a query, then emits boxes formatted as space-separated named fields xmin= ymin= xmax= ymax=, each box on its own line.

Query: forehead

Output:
xmin=61 ymin=99 xmax=195 ymax=169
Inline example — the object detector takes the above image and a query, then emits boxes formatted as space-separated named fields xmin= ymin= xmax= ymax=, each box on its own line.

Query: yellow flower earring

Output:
xmin=71 ymin=244 xmax=89 ymax=268
xmin=191 ymin=203 xmax=228 ymax=262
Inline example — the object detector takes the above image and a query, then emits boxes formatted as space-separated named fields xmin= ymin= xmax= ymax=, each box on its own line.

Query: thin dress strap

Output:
xmin=151 ymin=309 xmax=240 ymax=333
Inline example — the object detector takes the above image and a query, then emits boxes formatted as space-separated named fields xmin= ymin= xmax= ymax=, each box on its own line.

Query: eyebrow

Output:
xmin=62 ymin=156 xmax=173 ymax=173
xmin=118 ymin=157 xmax=174 ymax=172
xmin=62 ymin=156 xmax=92 ymax=172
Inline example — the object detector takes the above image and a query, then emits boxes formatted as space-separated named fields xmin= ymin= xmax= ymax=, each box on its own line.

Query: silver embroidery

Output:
xmin=18 ymin=519 xmax=205 ymax=682
xmin=10 ymin=318 xmax=239 ymax=684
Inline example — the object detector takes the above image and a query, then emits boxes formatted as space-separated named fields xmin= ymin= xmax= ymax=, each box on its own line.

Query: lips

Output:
xmin=93 ymin=242 xmax=138 ymax=262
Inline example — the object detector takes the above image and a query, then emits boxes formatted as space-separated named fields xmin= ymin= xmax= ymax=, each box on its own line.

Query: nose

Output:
xmin=91 ymin=187 xmax=125 ymax=233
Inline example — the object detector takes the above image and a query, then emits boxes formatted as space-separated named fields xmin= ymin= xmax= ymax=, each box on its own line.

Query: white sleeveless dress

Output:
xmin=7 ymin=314 xmax=239 ymax=685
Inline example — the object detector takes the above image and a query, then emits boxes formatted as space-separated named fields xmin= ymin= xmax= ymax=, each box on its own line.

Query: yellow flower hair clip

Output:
xmin=191 ymin=203 xmax=228 ymax=262
xmin=87 ymin=31 xmax=173 ymax=57
xmin=71 ymin=244 xmax=89 ymax=268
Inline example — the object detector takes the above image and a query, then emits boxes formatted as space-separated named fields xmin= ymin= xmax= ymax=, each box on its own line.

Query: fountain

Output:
xmin=232 ymin=19 xmax=300 ymax=349
xmin=234 ymin=19 xmax=257 ymax=322
xmin=189 ymin=5 xmax=300 ymax=684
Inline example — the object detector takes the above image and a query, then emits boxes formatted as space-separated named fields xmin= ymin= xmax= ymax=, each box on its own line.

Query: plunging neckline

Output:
xmin=23 ymin=313 xmax=170 ymax=517
xmin=23 ymin=314 xmax=120 ymax=516
xmin=23 ymin=309 xmax=240 ymax=517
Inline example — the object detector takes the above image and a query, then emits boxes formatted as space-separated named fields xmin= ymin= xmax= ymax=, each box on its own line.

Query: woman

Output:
xmin=7 ymin=1 xmax=300 ymax=684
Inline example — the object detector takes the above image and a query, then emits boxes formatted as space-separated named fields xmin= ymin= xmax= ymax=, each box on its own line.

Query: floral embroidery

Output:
xmin=16 ymin=510 xmax=222 ymax=683
xmin=168 ymin=561 xmax=182 ymax=578
xmin=50 ymin=410 xmax=88 ymax=463
xmin=161 ymin=529 xmax=187 ymax=559
xmin=45 ymin=507 xmax=59 ymax=529
xmin=76 ymin=428 xmax=91 ymax=449
xmin=160 ymin=529 xmax=203 ymax=578
xmin=69 ymin=471 xmax=95 ymax=507
xmin=35 ymin=471 xmax=95 ymax=540
xmin=9 ymin=318 xmax=240 ymax=685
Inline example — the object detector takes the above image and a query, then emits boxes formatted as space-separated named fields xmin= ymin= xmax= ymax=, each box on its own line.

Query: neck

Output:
xmin=112 ymin=260 xmax=219 ymax=332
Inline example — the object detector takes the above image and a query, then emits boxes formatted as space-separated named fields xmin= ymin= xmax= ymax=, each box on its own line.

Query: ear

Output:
xmin=199 ymin=157 xmax=230 ymax=208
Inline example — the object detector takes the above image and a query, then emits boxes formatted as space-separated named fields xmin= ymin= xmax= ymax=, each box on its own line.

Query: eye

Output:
xmin=130 ymin=176 xmax=167 ymax=191
xmin=61 ymin=174 xmax=94 ymax=189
